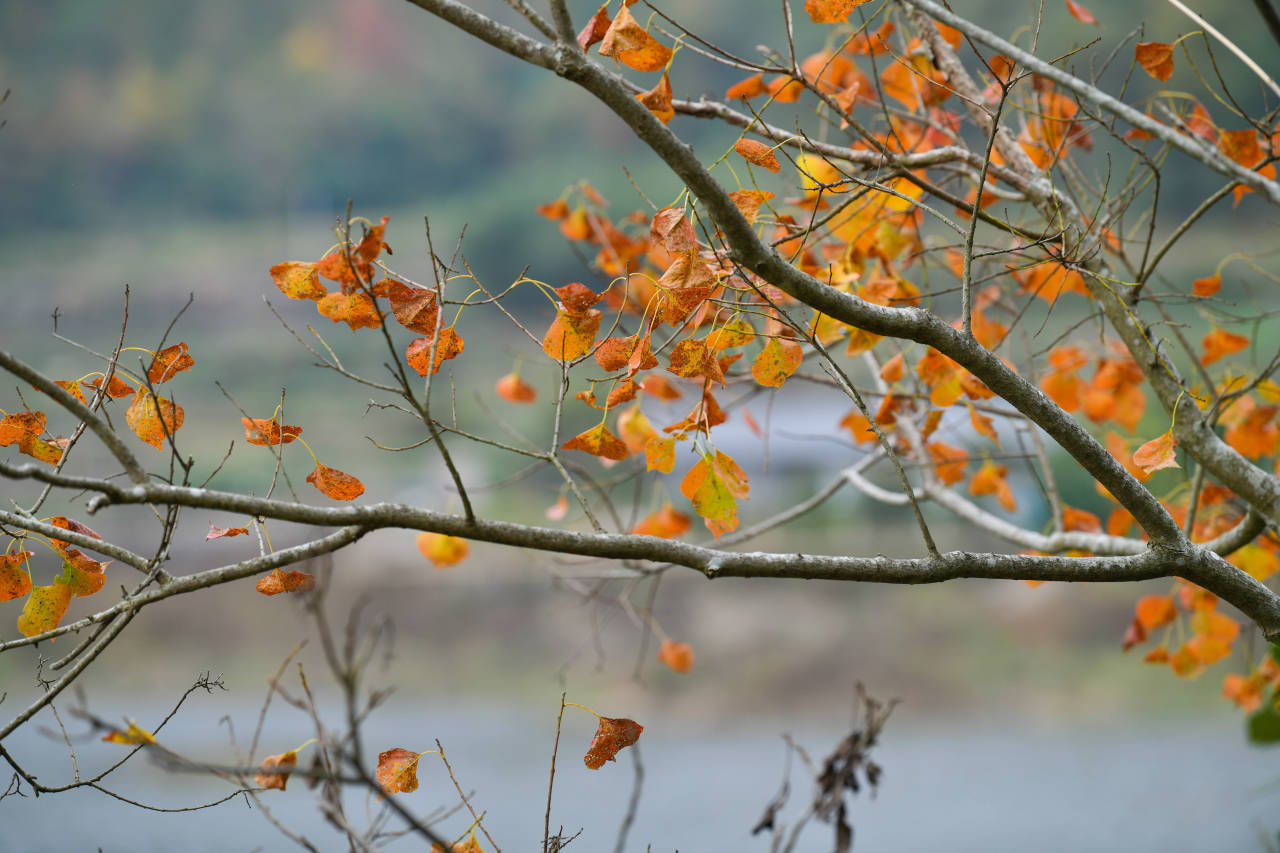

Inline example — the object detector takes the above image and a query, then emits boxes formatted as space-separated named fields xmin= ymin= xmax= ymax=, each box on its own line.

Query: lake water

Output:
xmin=2 ymin=702 xmax=1277 ymax=852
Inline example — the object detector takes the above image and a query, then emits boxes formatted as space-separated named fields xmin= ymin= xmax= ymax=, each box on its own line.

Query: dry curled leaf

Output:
xmin=1135 ymin=42 xmax=1174 ymax=82
xmin=242 ymin=417 xmax=302 ymax=446
xmin=254 ymin=750 xmax=298 ymax=790
xmin=584 ymin=716 xmax=644 ymax=769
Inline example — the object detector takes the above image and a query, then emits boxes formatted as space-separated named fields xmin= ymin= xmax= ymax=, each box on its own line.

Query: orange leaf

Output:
xmin=680 ymin=450 xmax=749 ymax=536
xmin=406 ymin=328 xmax=465 ymax=376
xmin=543 ymin=309 xmax=602 ymax=361
xmin=82 ymin=374 xmax=134 ymax=398
xmin=967 ymin=402 xmax=1000 ymax=446
xmin=1169 ymin=643 xmax=1204 ymax=678
xmin=317 ymin=291 xmax=382 ymax=330
xmin=599 ymin=5 xmax=672 ymax=72
xmin=17 ymin=582 xmax=72 ymax=638
xmin=725 ymin=73 xmax=767 ymax=100
xmin=1135 ymin=594 xmax=1177 ymax=631
xmin=386 ymin=281 xmax=439 ymax=334
xmin=0 ymin=551 xmax=34 ymax=602
xmin=146 ymin=342 xmax=194 ymax=384
xmin=0 ymin=411 xmax=46 ymax=447
xmin=306 ymin=462 xmax=365 ymax=501
xmin=206 ymin=524 xmax=250 ymax=542
xmin=1135 ymin=42 xmax=1174 ymax=82
xmin=657 ymin=638 xmax=694 ymax=673
xmin=804 ymin=0 xmax=870 ymax=24
xmin=631 ymin=504 xmax=690 ymax=538
xmin=734 ymin=139 xmax=781 ymax=173
xmin=1192 ymin=273 xmax=1221 ymax=298
xmin=101 ymin=720 xmax=155 ymax=746
xmin=650 ymin=207 xmax=697 ymax=254
xmin=562 ymin=423 xmax=630 ymax=461
xmin=636 ymin=73 xmax=674 ymax=124
xmin=728 ymin=189 xmax=774 ymax=224
xmin=640 ymin=374 xmax=682 ymax=400
xmin=1132 ymin=430 xmax=1179 ymax=475
xmin=1217 ymin=129 xmax=1262 ymax=168
xmin=1065 ymin=0 xmax=1098 ymax=25
xmin=496 ymin=373 xmax=537 ymax=403
xmin=617 ymin=405 xmax=657 ymax=454
xmin=254 ymin=750 xmax=298 ymax=791
xmin=839 ymin=411 xmax=878 ymax=444
xmin=751 ymin=336 xmax=803 ymax=387
xmin=377 ymin=747 xmax=425 ymax=794
xmin=577 ymin=4 xmax=611 ymax=51
xmin=270 ymin=262 xmax=327 ymax=300
xmin=1201 ymin=328 xmax=1249 ymax=365
xmin=57 ymin=549 xmax=109 ymax=597
xmin=584 ymin=717 xmax=643 ymax=769
xmin=417 ymin=532 xmax=469 ymax=568
xmin=242 ymin=417 xmax=302 ymax=446
xmin=125 ymin=388 xmax=185 ymax=449
xmin=256 ymin=569 xmax=316 ymax=596
xmin=643 ymin=435 xmax=676 ymax=473
xmin=969 ymin=460 xmax=1016 ymax=511
xmin=1228 ymin=543 xmax=1279 ymax=581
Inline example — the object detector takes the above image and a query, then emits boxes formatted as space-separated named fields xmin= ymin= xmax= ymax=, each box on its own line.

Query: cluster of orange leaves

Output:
xmin=1 ymin=517 xmax=112 ymax=639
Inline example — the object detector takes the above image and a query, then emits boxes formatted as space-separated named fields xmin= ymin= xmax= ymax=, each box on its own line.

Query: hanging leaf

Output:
xmin=1135 ymin=595 xmax=1178 ymax=631
xmin=1133 ymin=430 xmax=1179 ymax=475
xmin=317 ymin=291 xmax=382 ymax=330
xmin=407 ymin=327 xmax=465 ymax=375
xmin=417 ymin=532 xmax=469 ymax=568
xmin=726 ymin=73 xmax=767 ymax=100
xmin=205 ymin=524 xmax=250 ymax=542
xmin=146 ymin=342 xmax=194 ymax=383
xmin=734 ymin=139 xmax=781 ymax=173
xmin=1065 ymin=0 xmax=1099 ymax=25
xmin=562 ymin=423 xmax=630 ymax=460
xmin=102 ymin=720 xmax=156 ymax=746
xmin=256 ymin=569 xmax=316 ymax=596
xmin=1192 ymin=274 xmax=1221 ymax=298
xmin=125 ymin=388 xmax=185 ymax=449
xmin=804 ymin=0 xmax=870 ymax=24
xmin=306 ymin=462 xmax=365 ymax=501
xmin=386 ymin=281 xmax=439 ymax=333
xmin=584 ymin=716 xmax=644 ymax=769
xmin=543 ymin=309 xmax=602 ymax=361
xmin=631 ymin=504 xmax=691 ymax=538
xmin=0 ymin=551 xmax=33 ymax=602
xmin=56 ymin=549 xmax=109 ymax=597
xmin=377 ymin=747 xmax=425 ymax=794
xmin=969 ymin=460 xmax=1016 ymax=511
xmin=1135 ymin=42 xmax=1174 ymax=81
xmin=82 ymin=374 xmax=135 ymax=398
xmin=270 ymin=262 xmax=326 ymax=300
xmin=242 ymin=417 xmax=303 ymax=446
xmin=577 ymin=4 xmax=611 ymax=51
xmin=1201 ymin=328 xmax=1249 ymax=365
xmin=681 ymin=450 xmax=749 ymax=536
xmin=17 ymin=582 xmax=72 ymax=638
xmin=657 ymin=639 xmax=694 ymax=673
xmin=637 ymin=72 xmax=674 ymax=124
xmin=496 ymin=373 xmax=538 ymax=403
xmin=254 ymin=750 xmax=298 ymax=791
xmin=751 ymin=337 xmax=803 ymax=387
xmin=598 ymin=5 xmax=672 ymax=72
xmin=643 ymin=436 xmax=676 ymax=473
